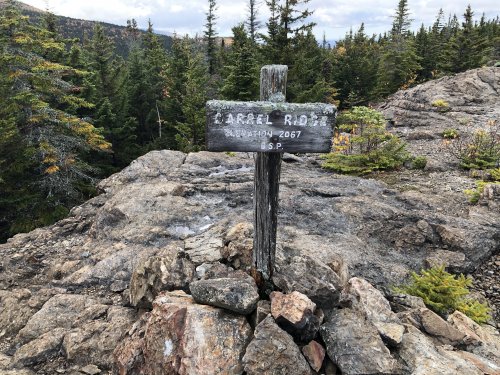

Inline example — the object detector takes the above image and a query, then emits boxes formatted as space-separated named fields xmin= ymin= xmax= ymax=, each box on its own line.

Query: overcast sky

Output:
xmin=21 ymin=0 xmax=499 ymax=41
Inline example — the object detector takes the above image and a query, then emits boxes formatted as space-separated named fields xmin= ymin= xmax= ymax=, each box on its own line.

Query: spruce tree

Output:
xmin=246 ymin=0 xmax=261 ymax=43
xmin=415 ymin=24 xmax=433 ymax=81
xmin=174 ymin=40 xmax=209 ymax=151
xmin=138 ymin=21 xmax=169 ymax=148
xmin=261 ymin=0 xmax=315 ymax=66
xmin=376 ymin=0 xmax=420 ymax=97
xmin=428 ymin=9 xmax=446 ymax=78
xmin=288 ymin=30 xmax=336 ymax=103
xmin=205 ymin=0 xmax=218 ymax=75
xmin=442 ymin=6 xmax=486 ymax=73
xmin=221 ymin=24 xmax=259 ymax=101
xmin=333 ymin=24 xmax=378 ymax=107
xmin=163 ymin=36 xmax=189 ymax=148
xmin=126 ymin=18 xmax=140 ymax=42
xmin=84 ymin=24 xmax=130 ymax=167
xmin=0 ymin=0 xmax=110 ymax=240
xmin=261 ymin=0 xmax=281 ymax=63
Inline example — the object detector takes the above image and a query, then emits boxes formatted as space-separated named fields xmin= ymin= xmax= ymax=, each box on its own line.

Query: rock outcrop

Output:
xmin=378 ymin=67 xmax=499 ymax=170
xmin=0 ymin=67 xmax=499 ymax=374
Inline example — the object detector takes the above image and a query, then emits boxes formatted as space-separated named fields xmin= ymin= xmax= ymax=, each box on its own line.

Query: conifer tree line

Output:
xmin=0 ymin=0 xmax=498 ymax=241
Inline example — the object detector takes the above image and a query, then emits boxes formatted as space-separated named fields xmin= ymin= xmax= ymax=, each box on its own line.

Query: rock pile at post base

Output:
xmin=113 ymin=271 xmax=499 ymax=375
xmin=1 ymin=67 xmax=499 ymax=373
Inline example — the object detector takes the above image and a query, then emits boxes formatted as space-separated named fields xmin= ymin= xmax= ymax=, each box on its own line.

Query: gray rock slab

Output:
xmin=320 ymin=308 xmax=400 ymax=375
xmin=129 ymin=248 xmax=195 ymax=309
xmin=13 ymin=328 xmax=65 ymax=367
xmin=398 ymin=324 xmax=483 ymax=375
xmin=190 ymin=277 xmax=259 ymax=315
xmin=273 ymin=253 xmax=342 ymax=310
xmin=243 ymin=316 xmax=313 ymax=375
xmin=98 ymin=150 xmax=186 ymax=190
xmin=62 ymin=306 xmax=136 ymax=369
xmin=184 ymin=225 xmax=225 ymax=264
xmin=340 ymin=277 xmax=399 ymax=323
xmin=0 ymin=353 xmax=12 ymax=370
xmin=16 ymin=294 xmax=106 ymax=344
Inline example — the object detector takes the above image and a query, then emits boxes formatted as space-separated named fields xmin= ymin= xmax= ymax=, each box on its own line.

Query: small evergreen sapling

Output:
xmin=446 ymin=120 xmax=500 ymax=170
xmin=396 ymin=265 xmax=491 ymax=324
xmin=322 ymin=106 xmax=408 ymax=175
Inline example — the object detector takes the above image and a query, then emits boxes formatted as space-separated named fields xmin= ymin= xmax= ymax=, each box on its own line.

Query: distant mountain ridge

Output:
xmin=0 ymin=0 xmax=173 ymax=56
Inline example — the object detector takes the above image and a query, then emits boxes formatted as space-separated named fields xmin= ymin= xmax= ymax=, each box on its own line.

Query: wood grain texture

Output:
xmin=253 ymin=65 xmax=287 ymax=281
xmin=206 ymin=100 xmax=335 ymax=153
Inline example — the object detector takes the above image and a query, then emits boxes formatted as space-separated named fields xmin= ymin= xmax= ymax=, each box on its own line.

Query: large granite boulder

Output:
xmin=143 ymin=291 xmax=251 ymax=375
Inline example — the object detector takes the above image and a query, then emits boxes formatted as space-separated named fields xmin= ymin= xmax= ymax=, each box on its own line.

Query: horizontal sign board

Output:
xmin=206 ymin=100 xmax=336 ymax=153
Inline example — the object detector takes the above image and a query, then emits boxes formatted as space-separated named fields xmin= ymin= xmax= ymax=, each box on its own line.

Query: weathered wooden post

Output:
xmin=206 ymin=65 xmax=336 ymax=283
xmin=253 ymin=65 xmax=287 ymax=280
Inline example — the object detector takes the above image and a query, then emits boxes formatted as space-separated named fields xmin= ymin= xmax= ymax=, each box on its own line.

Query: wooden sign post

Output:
xmin=206 ymin=65 xmax=336 ymax=281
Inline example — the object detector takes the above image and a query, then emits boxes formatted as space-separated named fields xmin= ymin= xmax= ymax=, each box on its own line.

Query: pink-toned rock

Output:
xmin=113 ymin=312 xmax=150 ymax=375
xmin=273 ymin=254 xmax=342 ymax=310
xmin=143 ymin=291 xmax=251 ymax=375
xmin=448 ymin=311 xmax=500 ymax=350
xmin=417 ymin=308 xmax=466 ymax=346
xmin=340 ymin=277 xmax=398 ymax=323
xmin=301 ymin=340 xmax=326 ymax=372
xmin=270 ymin=291 xmax=316 ymax=324
xmin=270 ymin=291 xmax=320 ymax=342
xmin=447 ymin=350 xmax=500 ymax=374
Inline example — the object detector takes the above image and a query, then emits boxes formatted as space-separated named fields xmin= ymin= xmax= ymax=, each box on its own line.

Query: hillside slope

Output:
xmin=0 ymin=0 xmax=173 ymax=56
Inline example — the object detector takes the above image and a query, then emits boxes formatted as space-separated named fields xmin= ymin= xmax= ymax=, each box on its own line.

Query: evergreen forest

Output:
xmin=0 ymin=0 xmax=499 ymax=242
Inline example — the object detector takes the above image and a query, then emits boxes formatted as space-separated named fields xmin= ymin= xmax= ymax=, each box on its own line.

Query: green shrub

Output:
xmin=442 ymin=128 xmax=459 ymax=139
xmin=465 ymin=180 xmax=500 ymax=203
xmin=490 ymin=168 xmax=500 ymax=181
xmin=446 ymin=121 xmax=500 ymax=170
xmin=411 ymin=156 xmax=427 ymax=169
xmin=396 ymin=265 xmax=491 ymax=323
xmin=322 ymin=106 xmax=408 ymax=175
xmin=457 ymin=117 xmax=471 ymax=126
xmin=431 ymin=99 xmax=450 ymax=111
